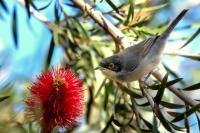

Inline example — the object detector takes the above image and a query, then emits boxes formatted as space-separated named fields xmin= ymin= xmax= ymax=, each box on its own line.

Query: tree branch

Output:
xmin=72 ymin=0 xmax=133 ymax=50
xmin=153 ymin=69 xmax=199 ymax=106
xmin=72 ymin=0 xmax=199 ymax=108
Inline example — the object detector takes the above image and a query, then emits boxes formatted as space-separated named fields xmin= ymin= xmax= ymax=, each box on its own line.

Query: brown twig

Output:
xmin=130 ymin=97 xmax=141 ymax=128
xmin=72 ymin=0 xmax=133 ymax=51
xmin=139 ymin=80 xmax=155 ymax=108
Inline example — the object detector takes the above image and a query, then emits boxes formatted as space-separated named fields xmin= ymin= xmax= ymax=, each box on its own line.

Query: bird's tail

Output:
xmin=160 ymin=9 xmax=188 ymax=40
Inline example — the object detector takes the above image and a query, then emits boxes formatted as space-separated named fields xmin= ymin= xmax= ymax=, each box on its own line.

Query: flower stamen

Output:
xmin=53 ymin=78 xmax=66 ymax=91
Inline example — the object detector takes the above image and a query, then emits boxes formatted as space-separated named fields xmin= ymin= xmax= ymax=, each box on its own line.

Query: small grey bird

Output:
xmin=96 ymin=9 xmax=188 ymax=82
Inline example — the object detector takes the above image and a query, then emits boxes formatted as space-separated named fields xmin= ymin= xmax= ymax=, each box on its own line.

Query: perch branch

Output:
xmin=72 ymin=0 xmax=133 ymax=50
xmin=72 ymin=0 xmax=199 ymax=107
xmin=131 ymin=97 xmax=141 ymax=128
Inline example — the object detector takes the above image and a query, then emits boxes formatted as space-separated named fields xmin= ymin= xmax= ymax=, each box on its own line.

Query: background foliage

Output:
xmin=0 ymin=0 xmax=200 ymax=132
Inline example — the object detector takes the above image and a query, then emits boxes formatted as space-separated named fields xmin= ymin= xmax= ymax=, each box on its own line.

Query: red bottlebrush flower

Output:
xmin=25 ymin=67 xmax=83 ymax=133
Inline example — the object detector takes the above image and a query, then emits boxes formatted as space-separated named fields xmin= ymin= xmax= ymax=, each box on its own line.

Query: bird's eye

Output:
xmin=108 ymin=63 xmax=115 ymax=69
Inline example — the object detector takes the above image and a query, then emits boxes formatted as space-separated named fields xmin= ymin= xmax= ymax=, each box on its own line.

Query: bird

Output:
xmin=96 ymin=9 xmax=188 ymax=83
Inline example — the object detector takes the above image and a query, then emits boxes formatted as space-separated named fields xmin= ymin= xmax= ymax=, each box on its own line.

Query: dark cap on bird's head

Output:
xmin=98 ymin=55 xmax=122 ymax=72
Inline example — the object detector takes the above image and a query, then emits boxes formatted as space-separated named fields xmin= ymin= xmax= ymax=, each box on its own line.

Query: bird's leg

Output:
xmin=139 ymin=79 xmax=146 ymax=96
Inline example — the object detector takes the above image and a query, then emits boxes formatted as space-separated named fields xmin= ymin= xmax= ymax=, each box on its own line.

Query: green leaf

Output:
xmin=0 ymin=96 xmax=10 ymax=102
xmin=95 ymin=78 xmax=107 ymax=98
xmin=150 ymin=78 xmax=182 ymax=90
xmin=152 ymin=115 xmax=159 ymax=133
xmin=195 ymin=113 xmax=200 ymax=131
xmin=171 ymin=103 xmax=200 ymax=122
xmin=154 ymin=73 xmax=168 ymax=104
xmin=72 ymin=18 xmax=89 ymax=39
xmin=54 ymin=2 xmax=60 ymax=22
xmin=184 ymin=114 xmax=190 ymax=133
xmin=101 ymin=114 xmax=114 ymax=133
xmin=162 ymin=63 xmax=186 ymax=86
xmin=167 ymin=111 xmax=182 ymax=117
xmin=182 ymin=82 xmax=200 ymax=91
xmin=106 ymin=0 xmax=119 ymax=14
xmin=86 ymin=87 xmax=94 ymax=123
xmin=0 ymin=0 xmax=8 ymax=13
xmin=124 ymin=0 xmax=134 ymax=25
xmin=179 ymin=27 xmax=200 ymax=49
xmin=135 ymin=3 xmax=168 ymax=12
xmin=118 ymin=84 xmax=143 ymax=99
xmin=169 ymin=122 xmax=184 ymax=131
xmin=104 ymin=81 xmax=112 ymax=110
xmin=37 ymin=0 xmax=53 ymax=11
xmin=136 ymin=101 xmax=150 ymax=107
xmin=155 ymin=105 xmax=173 ymax=132
xmin=12 ymin=5 xmax=18 ymax=48
xmin=141 ymin=116 xmax=153 ymax=129
xmin=160 ymin=101 xmax=185 ymax=109
xmin=45 ymin=37 xmax=55 ymax=69
xmin=24 ymin=0 xmax=31 ymax=18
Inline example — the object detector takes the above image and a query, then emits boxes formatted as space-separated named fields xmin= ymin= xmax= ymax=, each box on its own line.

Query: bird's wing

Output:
xmin=121 ymin=37 xmax=158 ymax=72
xmin=142 ymin=36 xmax=159 ymax=56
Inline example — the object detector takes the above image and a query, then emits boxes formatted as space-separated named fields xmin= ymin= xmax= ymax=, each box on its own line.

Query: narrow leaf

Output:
xmin=95 ymin=78 xmax=107 ymax=98
xmin=195 ymin=113 xmax=200 ymax=131
xmin=54 ymin=2 xmax=60 ymax=22
xmin=24 ymin=0 xmax=31 ymax=18
xmin=104 ymin=82 xmax=112 ymax=110
xmin=169 ymin=122 xmax=184 ymax=131
xmin=118 ymin=84 xmax=143 ymax=99
xmin=136 ymin=101 xmax=150 ymax=107
xmin=167 ymin=111 xmax=182 ymax=117
xmin=184 ymin=114 xmax=190 ymax=133
xmin=162 ymin=63 xmax=186 ymax=86
xmin=141 ymin=117 xmax=153 ymax=129
xmin=106 ymin=0 xmax=119 ymax=13
xmin=156 ymin=106 xmax=173 ymax=132
xmin=154 ymin=73 xmax=168 ymax=104
xmin=12 ymin=6 xmax=18 ymax=48
xmin=0 ymin=0 xmax=8 ymax=13
xmin=72 ymin=18 xmax=89 ymax=39
xmin=182 ymin=82 xmax=200 ymax=91
xmin=172 ymin=103 xmax=200 ymax=122
xmin=124 ymin=0 xmax=134 ymax=25
xmin=160 ymin=101 xmax=185 ymax=109
xmin=135 ymin=3 xmax=168 ymax=12
xmin=37 ymin=0 xmax=53 ymax=11
xmin=0 ymin=96 xmax=10 ymax=102
xmin=45 ymin=37 xmax=55 ymax=69
xmin=86 ymin=87 xmax=93 ymax=123
xmin=101 ymin=114 xmax=114 ymax=133
xmin=150 ymin=78 xmax=182 ymax=90
xmin=179 ymin=27 xmax=200 ymax=49
xmin=152 ymin=115 xmax=159 ymax=133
